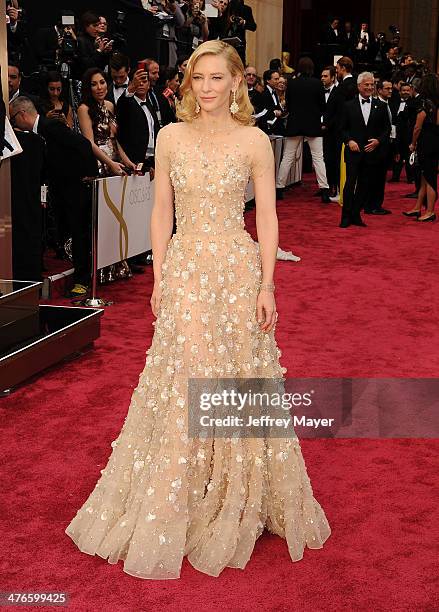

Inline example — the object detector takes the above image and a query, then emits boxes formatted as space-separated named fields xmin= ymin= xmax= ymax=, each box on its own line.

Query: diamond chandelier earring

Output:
xmin=195 ymin=100 xmax=200 ymax=114
xmin=229 ymin=90 xmax=239 ymax=115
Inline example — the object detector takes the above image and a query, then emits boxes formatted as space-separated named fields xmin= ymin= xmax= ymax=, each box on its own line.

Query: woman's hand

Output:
xmin=109 ymin=161 xmax=127 ymax=176
xmin=150 ymin=281 xmax=162 ymax=317
xmin=256 ymin=290 xmax=277 ymax=333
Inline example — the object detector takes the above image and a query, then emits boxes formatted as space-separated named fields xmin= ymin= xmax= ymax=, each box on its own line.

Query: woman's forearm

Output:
xmin=151 ymin=205 xmax=174 ymax=284
xmin=256 ymin=209 xmax=278 ymax=283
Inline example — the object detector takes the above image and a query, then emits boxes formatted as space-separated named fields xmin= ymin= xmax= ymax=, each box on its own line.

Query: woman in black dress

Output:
xmin=404 ymin=73 xmax=439 ymax=222
xmin=39 ymin=71 xmax=73 ymax=128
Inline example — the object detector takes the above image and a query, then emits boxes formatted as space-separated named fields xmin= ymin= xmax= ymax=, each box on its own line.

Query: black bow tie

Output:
xmin=114 ymin=83 xmax=128 ymax=90
xmin=325 ymin=88 xmax=331 ymax=92
xmin=140 ymin=101 xmax=149 ymax=106
xmin=361 ymin=98 xmax=371 ymax=104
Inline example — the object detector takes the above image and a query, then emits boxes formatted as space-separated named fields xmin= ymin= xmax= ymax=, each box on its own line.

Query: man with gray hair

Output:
xmin=339 ymin=71 xmax=391 ymax=228
xmin=10 ymin=96 xmax=98 ymax=295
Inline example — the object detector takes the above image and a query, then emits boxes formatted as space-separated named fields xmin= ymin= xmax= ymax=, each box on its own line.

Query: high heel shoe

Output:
xmin=402 ymin=210 xmax=420 ymax=217
xmin=417 ymin=213 xmax=436 ymax=222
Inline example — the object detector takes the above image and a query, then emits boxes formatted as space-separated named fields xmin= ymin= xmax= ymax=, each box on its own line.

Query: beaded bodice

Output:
xmin=155 ymin=121 xmax=274 ymax=236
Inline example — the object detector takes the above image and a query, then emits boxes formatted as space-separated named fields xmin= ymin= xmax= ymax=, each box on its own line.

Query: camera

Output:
xmin=231 ymin=15 xmax=242 ymax=23
xmin=389 ymin=24 xmax=400 ymax=36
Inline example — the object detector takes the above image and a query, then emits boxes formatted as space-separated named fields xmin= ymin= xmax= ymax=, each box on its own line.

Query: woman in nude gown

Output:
xmin=65 ymin=40 xmax=331 ymax=579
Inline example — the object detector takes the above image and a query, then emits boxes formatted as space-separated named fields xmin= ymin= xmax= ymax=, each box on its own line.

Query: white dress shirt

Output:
xmin=359 ymin=94 xmax=371 ymax=124
xmin=134 ymin=96 xmax=155 ymax=154
xmin=357 ymin=30 xmax=369 ymax=49
xmin=112 ymin=79 xmax=129 ymax=104
xmin=32 ymin=115 xmax=40 ymax=134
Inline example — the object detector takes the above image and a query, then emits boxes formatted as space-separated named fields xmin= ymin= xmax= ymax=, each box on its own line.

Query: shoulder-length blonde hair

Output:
xmin=176 ymin=40 xmax=254 ymax=126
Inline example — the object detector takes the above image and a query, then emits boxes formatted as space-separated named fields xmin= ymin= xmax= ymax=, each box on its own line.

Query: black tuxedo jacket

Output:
xmin=321 ymin=26 xmax=342 ymax=45
xmin=285 ymin=75 xmax=325 ymax=137
xmin=148 ymin=88 xmax=174 ymax=128
xmin=106 ymin=83 xmax=129 ymax=107
xmin=258 ymin=86 xmax=284 ymax=135
xmin=116 ymin=95 xmax=160 ymax=165
xmin=341 ymin=97 xmax=391 ymax=164
xmin=37 ymin=115 xmax=98 ymax=180
xmin=337 ymin=75 xmax=357 ymax=102
xmin=248 ymin=88 xmax=264 ymax=115
xmin=322 ymin=85 xmax=339 ymax=133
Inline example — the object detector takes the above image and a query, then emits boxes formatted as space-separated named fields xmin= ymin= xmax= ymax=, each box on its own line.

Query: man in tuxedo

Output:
xmin=117 ymin=72 xmax=160 ymax=171
xmin=8 ymin=63 xmax=38 ymax=106
xmin=340 ymin=72 xmax=391 ymax=228
xmin=321 ymin=17 xmax=342 ymax=44
xmin=106 ymin=53 xmax=131 ymax=106
xmin=391 ymin=83 xmax=413 ymax=182
xmin=244 ymin=65 xmax=264 ymax=120
xmin=258 ymin=69 xmax=285 ymax=137
xmin=321 ymin=66 xmax=339 ymax=198
xmin=342 ymin=21 xmax=356 ymax=55
xmin=367 ymin=79 xmax=393 ymax=214
xmin=128 ymin=59 xmax=174 ymax=128
xmin=276 ymin=57 xmax=330 ymax=202
xmin=336 ymin=56 xmax=357 ymax=102
xmin=10 ymin=97 xmax=98 ymax=294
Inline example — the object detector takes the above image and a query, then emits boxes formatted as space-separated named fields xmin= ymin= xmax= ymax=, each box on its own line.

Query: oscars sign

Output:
xmin=97 ymin=174 xmax=154 ymax=269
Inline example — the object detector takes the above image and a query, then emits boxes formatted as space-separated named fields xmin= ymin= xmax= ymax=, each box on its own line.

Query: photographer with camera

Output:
xmin=6 ymin=0 xmax=26 ymax=61
xmin=178 ymin=1 xmax=209 ymax=55
xmin=146 ymin=0 xmax=184 ymax=68
xmin=33 ymin=13 xmax=78 ymax=74
xmin=77 ymin=11 xmax=113 ymax=74
xmin=219 ymin=0 xmax=256 ymax=64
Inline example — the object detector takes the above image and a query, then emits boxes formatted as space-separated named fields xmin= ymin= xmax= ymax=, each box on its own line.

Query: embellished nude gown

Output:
xmin=65 ymin=121 xmax=331 ymax=579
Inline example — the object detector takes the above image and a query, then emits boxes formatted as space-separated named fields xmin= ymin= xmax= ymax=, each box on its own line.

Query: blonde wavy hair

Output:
xmin=176 ymin=40 xmax=255 ymax=126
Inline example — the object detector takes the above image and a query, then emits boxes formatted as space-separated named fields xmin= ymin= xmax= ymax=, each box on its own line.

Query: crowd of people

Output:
xmin=4 ymin=4 xmax=439 ymax=296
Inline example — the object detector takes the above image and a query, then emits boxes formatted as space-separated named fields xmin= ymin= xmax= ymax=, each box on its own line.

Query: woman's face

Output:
xmin=277 ymin=77 xmax=286 ymax=92
xmin=90 ymin=72 xmax=107 ymax=101
xmin=168 ymin=74 xmax=180 ymax=93
xmin=180 ymin=60 xmax=188 ymax=73
xmin=85 ymin=21 xmax=100 ymax=38
xmin=191 ymin=54 xmax=239 ymax=115
xmin=48 ymin=81 xmax=62 ymax=99
xmin=218 ymin=0 xmax=228 ymax=14
xmin=97 ymin=16 xmax=107 ymax=34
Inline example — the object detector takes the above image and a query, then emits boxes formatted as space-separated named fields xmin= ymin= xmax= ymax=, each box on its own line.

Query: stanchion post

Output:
xmin=82 ymin=177 xmax=111 ymax=308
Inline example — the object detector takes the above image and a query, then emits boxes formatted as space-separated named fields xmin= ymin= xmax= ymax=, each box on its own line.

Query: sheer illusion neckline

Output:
xmin=188 ymin=117 xmax=241 ymax=136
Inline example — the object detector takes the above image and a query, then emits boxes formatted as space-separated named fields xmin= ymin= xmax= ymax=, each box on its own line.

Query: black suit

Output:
xmin=116 ymin=95 xmax=160 ymax=165
xmin=37 ymin=116 xmax=98 ymax=285
xmin=322 ymin=85 xmax=339 ymax=190
xmin=106 ymin=82 xmax=129 ymax=107
xmin=11 ymin=130 xmax=45 ymax=281
xmin=258 ymin=86 xmax=284 ymax=135
xmin=222 ymin=4 xmax=256 ymax=64
xmin=284 ymin=75 xmax=325 ymax=137
xmin=148 ymin=87 xmax=174 ymax=128
xmin=337 ymin=75 xmax=358 ymax=103
xmin=248 ymin=88 xmax=264 ymax=116
xmin=277 ymin=75 xmax=328 ymax=190
xmin=321 ymin=25 xmax=342 ymax=45
xmin=341 ymin=97 xmax=391 ymax=223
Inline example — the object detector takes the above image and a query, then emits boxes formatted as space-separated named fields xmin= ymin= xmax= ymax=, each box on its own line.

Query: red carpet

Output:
xmin=1 ymin=177 xmax=438 ymax=611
